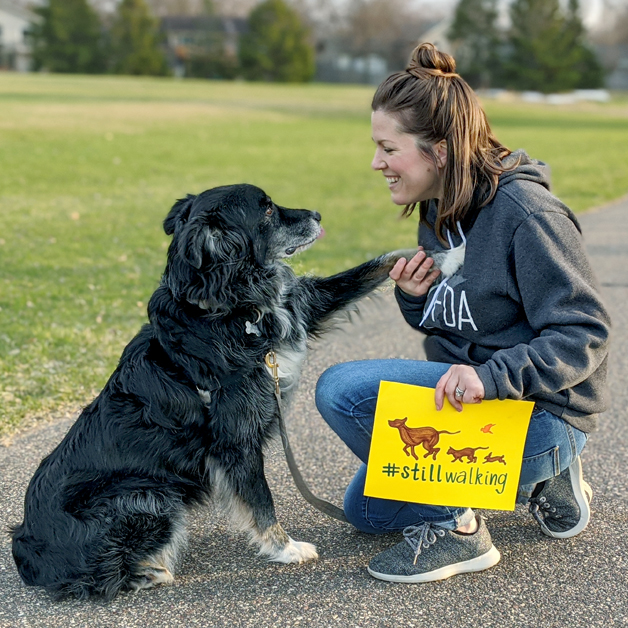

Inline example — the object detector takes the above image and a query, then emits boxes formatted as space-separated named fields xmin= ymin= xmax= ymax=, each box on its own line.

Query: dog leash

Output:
xmin=264 ymin=351 xmax=349 ymax=524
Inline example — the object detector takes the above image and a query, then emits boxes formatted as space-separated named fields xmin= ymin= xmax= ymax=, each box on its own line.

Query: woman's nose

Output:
xmin=371 ymin=150 xmax=385 ymax=171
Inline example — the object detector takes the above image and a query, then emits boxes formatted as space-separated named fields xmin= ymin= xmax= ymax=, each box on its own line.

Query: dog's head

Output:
xmin=161 ymin=184 xmax=322 ymax=310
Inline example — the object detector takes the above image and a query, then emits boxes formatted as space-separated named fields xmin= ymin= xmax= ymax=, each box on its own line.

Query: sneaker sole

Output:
xmin=367 ymin=545 xmax=501 ymax=583
xmin=540 ymin=456 xmax=592 ymax=539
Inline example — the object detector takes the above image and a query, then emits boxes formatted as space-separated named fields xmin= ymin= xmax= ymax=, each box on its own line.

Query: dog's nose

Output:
xmin=312 ymin=211 xmax=321 ymax=222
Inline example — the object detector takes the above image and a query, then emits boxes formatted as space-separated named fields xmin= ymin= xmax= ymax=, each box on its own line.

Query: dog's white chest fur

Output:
xmin=266 ymin=345 xmax=307 ymax=395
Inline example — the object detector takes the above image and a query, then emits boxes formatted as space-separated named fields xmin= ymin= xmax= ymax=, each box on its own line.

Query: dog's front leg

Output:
xmin=298 ymin=249 xmax=417 ymax=335
xmin=214 ymin=455 xmax=318 ymax=564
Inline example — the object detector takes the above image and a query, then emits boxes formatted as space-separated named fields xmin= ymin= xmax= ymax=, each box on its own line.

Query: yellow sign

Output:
xmin=364 ymin=381 xmax=534 ymax=511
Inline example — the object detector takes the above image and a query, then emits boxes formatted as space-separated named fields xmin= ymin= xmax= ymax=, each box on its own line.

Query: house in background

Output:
xmin=160 ymin=15 xmax=247 ymax=77
xmin=415 ymin=16 xmax=454 ymax=55
xmin=594 ymin=42 xmax=628 ymax=90
xmin=607 ymin=57 xmax=628 ymax=90
xmin=0 ymin=0 xmax=39 ymax=71
xmin=315 ymin=39 xmax=389 ymax=85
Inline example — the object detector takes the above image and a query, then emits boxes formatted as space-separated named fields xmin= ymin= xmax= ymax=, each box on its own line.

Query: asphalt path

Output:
xmin=1 ymin=198 xmax=627 ymax=628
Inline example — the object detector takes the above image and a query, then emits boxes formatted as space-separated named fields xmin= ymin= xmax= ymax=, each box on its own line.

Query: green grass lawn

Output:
xmin=1 ymin=73 xmax=628 ymax=435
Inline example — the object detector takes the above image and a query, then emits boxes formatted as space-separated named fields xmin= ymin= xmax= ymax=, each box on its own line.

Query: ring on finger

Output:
xmin=454 ymin=386 xmax=465 ymax=399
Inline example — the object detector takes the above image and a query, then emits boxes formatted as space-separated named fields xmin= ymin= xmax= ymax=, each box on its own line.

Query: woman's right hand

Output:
xmin=389 ymin=248 xmax=441 ymax=298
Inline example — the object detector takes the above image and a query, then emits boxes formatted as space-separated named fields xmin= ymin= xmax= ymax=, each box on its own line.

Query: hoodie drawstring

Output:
xmin=419 ymin=222 xmax=465 ymax=328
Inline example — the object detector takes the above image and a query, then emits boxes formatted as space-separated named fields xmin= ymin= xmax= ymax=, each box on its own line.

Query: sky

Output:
xmin=352 ymin=0 xmax=607 ymax=28
xmin=14 ymin=0 xmax=612 ymax=28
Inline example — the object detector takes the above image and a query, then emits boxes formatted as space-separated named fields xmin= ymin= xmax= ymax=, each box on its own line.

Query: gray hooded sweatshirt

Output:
xmin=394 ymin=150 xmax=610 ymax=432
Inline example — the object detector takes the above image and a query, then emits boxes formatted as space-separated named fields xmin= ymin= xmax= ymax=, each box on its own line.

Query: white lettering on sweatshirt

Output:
xmin=429 ymin=286 xmax=478 ymax=331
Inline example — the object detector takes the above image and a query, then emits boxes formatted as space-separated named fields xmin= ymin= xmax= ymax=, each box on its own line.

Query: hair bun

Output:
xmin=406 ymin=42 xmax=457 ymax=76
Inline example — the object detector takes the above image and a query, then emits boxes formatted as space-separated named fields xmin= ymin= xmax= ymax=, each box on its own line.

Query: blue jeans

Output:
xmin=315 ymin=359 xmax=588 ymax=533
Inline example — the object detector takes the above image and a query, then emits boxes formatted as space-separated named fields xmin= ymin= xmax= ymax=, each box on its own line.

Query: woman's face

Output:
xmin=371 ymin=109 xmax=446 ymax=206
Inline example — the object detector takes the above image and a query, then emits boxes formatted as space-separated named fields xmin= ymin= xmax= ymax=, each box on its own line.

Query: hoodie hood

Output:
xmin=498 ymin=149 xmax=552 ymax=191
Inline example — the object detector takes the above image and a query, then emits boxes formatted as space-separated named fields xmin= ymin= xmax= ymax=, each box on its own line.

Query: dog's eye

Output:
xmin=265 ymin=208 xmax=273 ymax=217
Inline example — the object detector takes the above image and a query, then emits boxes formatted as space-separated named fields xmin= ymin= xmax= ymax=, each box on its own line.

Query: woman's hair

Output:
xmin=372 ymin=42 xmax=515 ymax=243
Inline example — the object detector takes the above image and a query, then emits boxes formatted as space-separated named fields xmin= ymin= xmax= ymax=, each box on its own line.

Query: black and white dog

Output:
xmin=11 ymin=184 xmax=436 ymax=600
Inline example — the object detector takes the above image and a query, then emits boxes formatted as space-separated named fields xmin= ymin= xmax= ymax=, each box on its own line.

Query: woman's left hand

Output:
xmin=435 ymin=365 xmax=485 ymax=412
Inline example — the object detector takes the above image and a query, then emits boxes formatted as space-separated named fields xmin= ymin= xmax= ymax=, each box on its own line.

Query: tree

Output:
xmin=506 ymin=0 xmax=603 ymax=92
xmin=341 ymin=0 xmax=432 ymax=73
xmin=30 ymin=0 xmax=106 ymax=73
xmin=145 ymin=0 xmax=216 ymax=16
xmin=564 ymin=0 xmax=605 ymax=88
xmin=109 ymin=0 xmax=169 ymax=75
xmin=238 ymin=0 xmax=315 ymax=82
xmin=448 ymin=0 xmax=502 ymax=88
xmin=590 ymin=2 xmax=628 ymax=81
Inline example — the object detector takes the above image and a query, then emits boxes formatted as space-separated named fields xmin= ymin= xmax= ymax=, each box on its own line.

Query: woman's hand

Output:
xmin=389 ymin=248 xmax=441 ymax=298
xmin=435 ymin=365 xmax=485 ymax=412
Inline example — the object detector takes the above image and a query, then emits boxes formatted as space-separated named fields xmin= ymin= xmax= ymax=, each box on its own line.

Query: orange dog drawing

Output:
xmin=388 ymin=418 xmax=460 ymax=461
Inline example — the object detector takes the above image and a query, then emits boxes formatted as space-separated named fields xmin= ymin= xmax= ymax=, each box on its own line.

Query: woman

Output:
xmin=314 ymin=43 xmax=610 ymax=583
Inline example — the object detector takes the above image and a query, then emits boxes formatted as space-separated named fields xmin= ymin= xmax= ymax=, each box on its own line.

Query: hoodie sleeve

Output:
xmin=475 ymin=210 xmax=611 ymax=402
xmin=394 ymin=286 xmax=430 ymax=331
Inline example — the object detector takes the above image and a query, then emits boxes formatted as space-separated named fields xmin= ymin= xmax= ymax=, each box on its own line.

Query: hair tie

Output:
xmin=406 ymin=64 xmax=459 ymax=80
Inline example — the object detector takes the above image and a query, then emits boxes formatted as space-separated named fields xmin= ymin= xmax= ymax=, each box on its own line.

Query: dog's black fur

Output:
xmin=11 ymin=184 xmax=413 ymax=600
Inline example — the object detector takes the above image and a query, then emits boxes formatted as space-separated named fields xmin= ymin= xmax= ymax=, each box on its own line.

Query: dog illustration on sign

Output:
xmin=446 ymin=445 xmax=490 ymax=464
xmin=387 ymin=418 xmax=460 ymax=461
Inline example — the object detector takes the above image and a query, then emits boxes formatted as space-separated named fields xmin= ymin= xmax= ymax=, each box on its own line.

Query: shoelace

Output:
xmin=402 ymin=523 xmax=447 ymax=564
xmin=529 ymin=495 xmax=560 ymax=526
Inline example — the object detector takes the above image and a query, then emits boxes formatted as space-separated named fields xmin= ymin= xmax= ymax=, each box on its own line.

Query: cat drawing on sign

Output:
xmin=483 ymin=452 xmax=507 ymax=465
xmin=447 ymin=446 xmax=490 ymax=464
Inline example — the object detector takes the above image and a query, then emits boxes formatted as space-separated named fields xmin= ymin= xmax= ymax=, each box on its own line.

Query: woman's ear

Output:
xmin=434 ymin=140 xmax=448 ymax=169
xmin=164 ymin=194 xmax=196 ymax=235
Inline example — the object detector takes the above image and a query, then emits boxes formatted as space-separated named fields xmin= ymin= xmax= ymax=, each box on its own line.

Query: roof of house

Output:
xmin=160 ymin=15 xmax=247 ymax=34
xmin=0 ymin=0 xmax=40 ymax=22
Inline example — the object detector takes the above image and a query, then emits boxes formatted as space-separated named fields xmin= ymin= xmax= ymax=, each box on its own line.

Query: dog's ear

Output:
xmin=181 ymin=225 xmax=249 ymax=270
xmin=164 ymin=194 xmax=196 ymax=236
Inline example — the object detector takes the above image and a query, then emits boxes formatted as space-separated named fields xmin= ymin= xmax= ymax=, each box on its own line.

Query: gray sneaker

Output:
xmin=367 ymin=517 xmax=500 ymax=583
xmin=528 ymin=456 xmax=592 ymax=539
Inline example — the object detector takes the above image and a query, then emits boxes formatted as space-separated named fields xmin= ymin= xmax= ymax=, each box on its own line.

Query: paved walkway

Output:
xmin=1 ymin=199 xmax=627 ymax=628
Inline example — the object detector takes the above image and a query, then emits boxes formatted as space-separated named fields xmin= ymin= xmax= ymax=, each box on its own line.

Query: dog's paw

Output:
xmin=266 ymin=538 xmax=318 ymax=564
xmin=431 ymin=243 xmax=466 ymax=278
xmin=129 ymin=567 xmax=174 ymax=592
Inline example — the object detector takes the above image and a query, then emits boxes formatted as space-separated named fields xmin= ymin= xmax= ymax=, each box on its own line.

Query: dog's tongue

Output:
xmin=317 ymin=227 xmax=325 ymax=239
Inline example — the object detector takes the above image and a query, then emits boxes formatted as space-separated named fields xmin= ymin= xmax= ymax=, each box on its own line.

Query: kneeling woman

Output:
xmin=315 ymin=43 xmax=610 ymax=583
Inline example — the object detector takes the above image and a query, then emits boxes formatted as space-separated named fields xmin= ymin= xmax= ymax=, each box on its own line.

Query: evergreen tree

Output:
xmin=31 ymin=0 xmax=106 ymax=73
xmin=506 ymin=0 xmax=603 ymax=92
xmin=448 ymin=0 xmax=501 ymax=88
xmin=110 ymin=0 xmax=169 ymax=76
xmin=565 ymin=0 xmax=605 ymax=88
xmin=239 ymin=0 xmax=315 ymax=82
